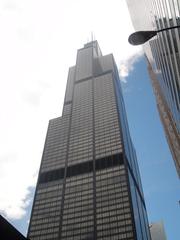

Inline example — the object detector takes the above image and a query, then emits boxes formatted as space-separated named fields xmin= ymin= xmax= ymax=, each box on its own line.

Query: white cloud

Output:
xmin=119 ymin=50 xmax=143 ymax=82
xmin=0 ymin=0 xmax=143 ymax=220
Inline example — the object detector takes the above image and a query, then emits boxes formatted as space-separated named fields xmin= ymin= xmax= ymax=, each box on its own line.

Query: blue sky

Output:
xmin=9 ymin=56 xmax=180 ymax=240
xmin=122 ymin=57 xmax=180 ymax=240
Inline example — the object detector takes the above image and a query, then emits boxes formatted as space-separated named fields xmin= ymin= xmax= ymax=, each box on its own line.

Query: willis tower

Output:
xmin=28 ymin=41 xmax=151 ymax=240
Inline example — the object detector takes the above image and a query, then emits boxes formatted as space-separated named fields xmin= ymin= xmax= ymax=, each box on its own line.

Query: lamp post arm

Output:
xmin=128 ymin=25 xmax=180 ymax=45
xmin=157 ymin=25 xmax=180 ymax=33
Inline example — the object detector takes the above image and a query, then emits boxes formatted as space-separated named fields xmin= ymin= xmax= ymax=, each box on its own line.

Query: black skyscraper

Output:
xmin=28 ymin=41 xmax=151 ymax=240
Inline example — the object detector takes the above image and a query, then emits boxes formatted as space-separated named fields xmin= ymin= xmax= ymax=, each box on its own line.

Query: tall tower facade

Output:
xmin=28 ymin=41 xmax=151 ymax=240
xmin=126 ymin=0 xmax=180 ymax=177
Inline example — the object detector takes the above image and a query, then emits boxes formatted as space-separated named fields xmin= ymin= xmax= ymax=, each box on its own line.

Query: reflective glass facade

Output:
xmin=28 ymin=41 xmax=151 ymax=239
xmin=126 ymin=0 xmax=180 ymax=177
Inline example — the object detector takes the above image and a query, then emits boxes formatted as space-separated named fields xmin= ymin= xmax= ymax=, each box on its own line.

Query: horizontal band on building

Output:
xmin=74 ymin=70 xmax=113 ymax=84
xmin=64 ymin=100 xmax=72 ymax=105
xmin=39 ymin=153 xmax=124 ymax=184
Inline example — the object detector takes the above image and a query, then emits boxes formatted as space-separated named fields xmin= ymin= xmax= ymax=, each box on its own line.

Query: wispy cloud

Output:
xmin=119 ymin=50 xmax=143 ymax=82
xmin=0 ymin=152 xmax=35 ymax=219
xmin=2 ymin=0 xmax=18 ymax=11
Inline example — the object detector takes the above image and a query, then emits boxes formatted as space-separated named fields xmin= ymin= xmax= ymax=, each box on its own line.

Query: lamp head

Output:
xmin=128 ymin=30 xmax=157 ymax=45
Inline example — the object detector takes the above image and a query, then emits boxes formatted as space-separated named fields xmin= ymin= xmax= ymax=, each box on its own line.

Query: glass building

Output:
xmin=126 ymin=0 xmax=180 ymax=177
xmin=28 ymin=41 xmax=151 ymax=240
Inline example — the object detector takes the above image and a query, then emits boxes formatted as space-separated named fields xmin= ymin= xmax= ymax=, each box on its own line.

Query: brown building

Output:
xmin=148 ymin=61 xmax=180 ymax=176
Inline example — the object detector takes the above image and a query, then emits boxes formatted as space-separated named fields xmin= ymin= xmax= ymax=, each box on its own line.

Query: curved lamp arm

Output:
xmin=128 ymin=25 xmax=180 ymax=45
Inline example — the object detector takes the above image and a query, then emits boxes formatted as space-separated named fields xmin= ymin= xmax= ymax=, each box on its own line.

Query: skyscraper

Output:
xmin=28 ymin=41 xmax=151 ymax=240
xmin=150 ymin=221 xmax=167 ymax=240
xmin=126 ymin=0 xmax=180 ymax=177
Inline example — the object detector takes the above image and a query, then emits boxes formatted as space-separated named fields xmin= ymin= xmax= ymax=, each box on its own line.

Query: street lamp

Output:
xmin=128 ymin=25 xmax=180 ymax=45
